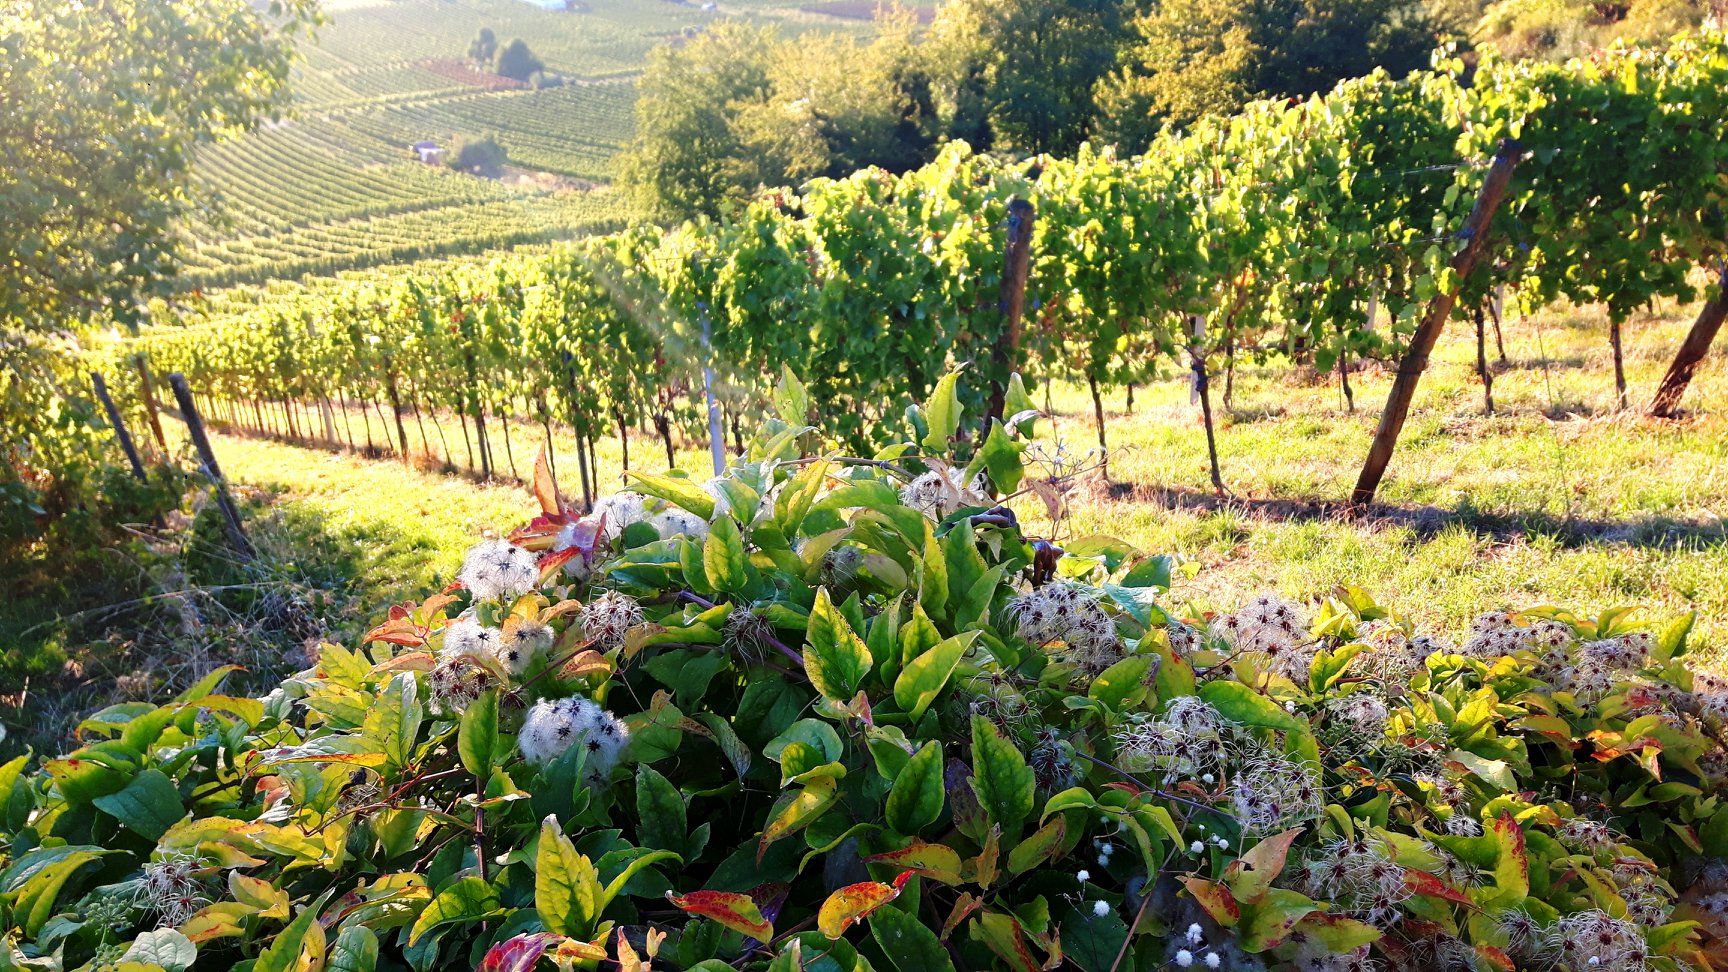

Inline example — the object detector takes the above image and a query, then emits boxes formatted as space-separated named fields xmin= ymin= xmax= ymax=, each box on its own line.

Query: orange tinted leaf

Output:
xmin=816 ymin=872 xmax=910 ymax=939
xmin=1226 ymin=827 xmax=1303 ymax=901
xmin=368 ymin=652 xmax=435 ymax=674
xmin=1180 ymin=876 xmax=1241 ymax=927
xmin=864 ymin=840 xmax=966 ymax=885
xmin=1403 ymin=868 xmax=1472 ymax=905
xmin=558 ymin=649 xmax=612 ymax=680
xmin=533 ymin=446 xmax=560 ymax=516
xmin=666 ymin=890 xmax=774 ymax=942
xmin=941 ymin=893 xmax=982 ymax=941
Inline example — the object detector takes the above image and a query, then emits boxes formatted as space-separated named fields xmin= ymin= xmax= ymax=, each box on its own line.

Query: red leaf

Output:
xmin=480 ymin=932 xmax=560 ymax=972
xmin=1179 ymin=876 xmax=1241 ymax=926
xmin=816 ymin=872 xmax=911 ymax=939
xmin=666 ymin=890 xmax=773 ymax=943
xmin=1402 ymin=868 xmax=1473 ymax=905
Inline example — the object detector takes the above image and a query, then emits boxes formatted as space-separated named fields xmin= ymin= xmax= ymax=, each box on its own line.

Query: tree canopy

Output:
xmin=495 ymin=38 xmax=545 ymax=82
xmin=1 ymin=0 xmax=313 ymax=333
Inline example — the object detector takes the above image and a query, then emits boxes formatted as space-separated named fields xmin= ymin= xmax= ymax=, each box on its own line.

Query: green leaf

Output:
xmin=364 ymin=672 xmax=424 ymax=772
xmin=636 ymin=765 xmax=688 ymax=855
xmin=11 ymin=851 xmax=104 ymax=938
xmin=976 ymin=420 xmax=1025 ymax=494
xmin=120 ymin=929 xmax=196 ymax=972
xmin=1655 ymin=612 xmax=1695 ymax=662
xmin=886 ymin=741 xmax=945 ymax=835
xmin=458 ymin=689 xmax=500 ymax=779
xmin=626 ymin=471 xmax=717 ymax=519
xmin=1004 ymin=373 xmax=1037 ymax=434
xmin=328 ymin=925 xmax=379 ymax=972
xmin=803 ymin=588 xmax=873 ymax=703
xmin=1006 ymin=816 xmax=1066 ymax=875
xmin=1199 ymin=680 xmax=1303 ymax=731
xmin=970 ymin=716 xmax=1034 ymax=841
xmin=255 ymin=890 xmax=334 ymax=972
xmin=893 ymin=631 xmax=979 ymax=720
xmin=1087 ymin=656 xmax=1155 ymax=710
xmin=704 ymin=515 xmax=747 ymax=593
xmin=918 ymin=530 xmax=948 ymax=621
xmin=408 ymin=876 xmax=499 ymax=946
xmin=921 ymin=371 xmax=962 ymax=454
xmin=1236 ymin=888 xmax=1318 ymax=952
xmin=91 ymin=768 xmax=184 ymax=841
xmin=600 ymin=849 xmax=682 ymax=907
xmin=869 ymin=899 xmax=956 ymax=972
xmin=773 ymin=366 xmax=811 ymax=426
xmin=536 ymin=815 xmax=602 ymax=937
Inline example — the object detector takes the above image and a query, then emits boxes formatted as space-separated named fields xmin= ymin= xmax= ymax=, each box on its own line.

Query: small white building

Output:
xmin=412 ymin=140 xmax=444 ymax=164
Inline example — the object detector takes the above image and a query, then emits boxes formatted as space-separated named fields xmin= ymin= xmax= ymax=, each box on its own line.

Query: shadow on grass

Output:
xmin=1106 ymin=481 xmax=1727 ymax=551
xmin=0 ymin=489 xmax=422 ymax=760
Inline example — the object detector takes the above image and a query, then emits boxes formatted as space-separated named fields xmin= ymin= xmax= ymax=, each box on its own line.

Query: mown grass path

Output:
xmin=201 ymin=300 xmax=1727 ymax=660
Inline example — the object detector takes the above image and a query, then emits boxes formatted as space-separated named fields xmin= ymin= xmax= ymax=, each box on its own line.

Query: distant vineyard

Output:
xmin=129 ymin=31 xmax=1728 ymax=506
xmin=334 ymin=82 xmax=637 ymax=180
xmin=185 ymin=113 xmax=630 ymax=288
xmin=302 ymin=0 xmax=716 ymax=79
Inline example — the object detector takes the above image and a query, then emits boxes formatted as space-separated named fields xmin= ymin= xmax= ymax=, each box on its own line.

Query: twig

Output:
xmin=1071 ymin=750 xmax=1227 ymax=818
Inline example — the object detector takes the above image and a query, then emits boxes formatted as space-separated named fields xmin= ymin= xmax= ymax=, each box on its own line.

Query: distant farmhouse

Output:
xmin=412 ymin=140 xmax=444 ymax=164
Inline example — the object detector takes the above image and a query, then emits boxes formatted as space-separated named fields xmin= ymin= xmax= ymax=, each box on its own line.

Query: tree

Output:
xmin=468 ymin=27 xmax=498 ymax=65
xmin=1 ymin=0 xmax=312 ymax=331
xmin=448 ymin=136 xmax=510 ymax=177
xmin=1097 ymin=0 xmax=1441 ymax=137
xmin=494 ymin=38 xmax=544 ymax=82
xmin=926 ymin=0 xmax=1129 ymax=155
xmin=617 ymin=24 xmax=779 ymax=219
xmin=1 ymin=0 xmax=310 ymax=553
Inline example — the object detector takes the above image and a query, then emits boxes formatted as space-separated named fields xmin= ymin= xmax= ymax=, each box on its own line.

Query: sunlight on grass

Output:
xmin=195 ymin=298 xmax=1726 ymax=660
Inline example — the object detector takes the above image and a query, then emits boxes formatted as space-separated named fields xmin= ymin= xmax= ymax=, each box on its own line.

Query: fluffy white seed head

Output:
xmin=518 ymin=695 xmax=631 ymax=784
xmin=580 ymin=591 xmax=643 ymax=650
xmin=458 ymin=539 xmax=540 ymax=601
xmin=496 ymin=618 xmax=554 ymax=675
xmin=1211 ymin=594 xmax=1315 ymax=680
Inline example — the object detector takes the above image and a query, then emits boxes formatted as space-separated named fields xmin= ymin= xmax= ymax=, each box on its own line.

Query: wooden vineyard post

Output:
xmin=133 ymin=355 xmax=168 ymax=451
xmin=91 ymin=372 xmax=148 ymax=483
xmin=987 ymin=198 xmax=1035 ymax=423
xmin=1474 ymin=304 xmax=1495 ymax=414
xmin=1187 ymin=315 xmax=1226 ymax=494
xmin=1350 ymin=140 xmax=1524 ymax=509
xmin=1650 ymin=258 xmax=1728 ymax=417
xmin=167 ymin=372 xmax=255 ymax=559
xmin=699 ymin=303 xmax=725 ymax=477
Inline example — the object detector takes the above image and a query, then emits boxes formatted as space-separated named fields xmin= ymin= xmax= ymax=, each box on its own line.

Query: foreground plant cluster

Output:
xmin=2 ymin=379 xmax=1726 ymax=972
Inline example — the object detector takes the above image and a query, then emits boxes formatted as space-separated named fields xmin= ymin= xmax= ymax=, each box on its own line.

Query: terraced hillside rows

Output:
xmin=184 ymin=118 xmax=628 ymax=289
xmin=179 ymin=0 xmax=891 ymax=286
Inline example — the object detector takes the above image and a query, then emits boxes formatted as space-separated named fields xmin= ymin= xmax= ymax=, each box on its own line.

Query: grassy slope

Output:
xmin=200 ymin=299 xmax=1727 ymax=658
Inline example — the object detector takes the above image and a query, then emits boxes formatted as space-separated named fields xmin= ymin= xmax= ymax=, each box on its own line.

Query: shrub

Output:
xmin=495 ymin=39 xmax=544 ymax=83
xmin=0 ymin=375 xmax=1723 ymax=972
xmin=448 ymin=136 xmax=509 ymax=178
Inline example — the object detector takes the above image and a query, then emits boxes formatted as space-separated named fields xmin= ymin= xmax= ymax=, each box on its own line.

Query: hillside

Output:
xmin=180 ymin=0 xmax=896 ymax=287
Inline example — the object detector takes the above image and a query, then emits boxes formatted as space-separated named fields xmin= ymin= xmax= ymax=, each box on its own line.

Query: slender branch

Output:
xmin=1071 ymin=750 xmax=1227 ymax=818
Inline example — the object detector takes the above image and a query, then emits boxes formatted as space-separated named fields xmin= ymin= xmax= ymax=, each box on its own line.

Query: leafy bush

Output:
xmin=2 ymin=376 xmax=1725 ymax=972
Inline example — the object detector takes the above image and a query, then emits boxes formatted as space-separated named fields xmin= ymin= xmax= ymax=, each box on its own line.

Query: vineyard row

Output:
xmin=112 ymin=31 xmax=1728 ymax=507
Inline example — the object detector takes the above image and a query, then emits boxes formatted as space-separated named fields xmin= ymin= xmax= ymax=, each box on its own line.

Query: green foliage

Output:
xmin=0 ymin=0 xmax=311 ymax=334
xmin=0 ymin=378 xmax=1723 ymax=972
xmin=125 ymin=28 xmax=1728 ymax=473
xmin=468 ymin=26 xmax=498 ymax=65
xmin=618 ymin=20 xmax=943 ymax=220
xmin=448 ymin=135 xmax=510 ymax=178
xmin=1098 ymin=0 xmax=1441 ymax=136
xmin=494 ymin=38 xmax=544 ymax=83
xmin=1 ymin=0 xmax=307 ymax=568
